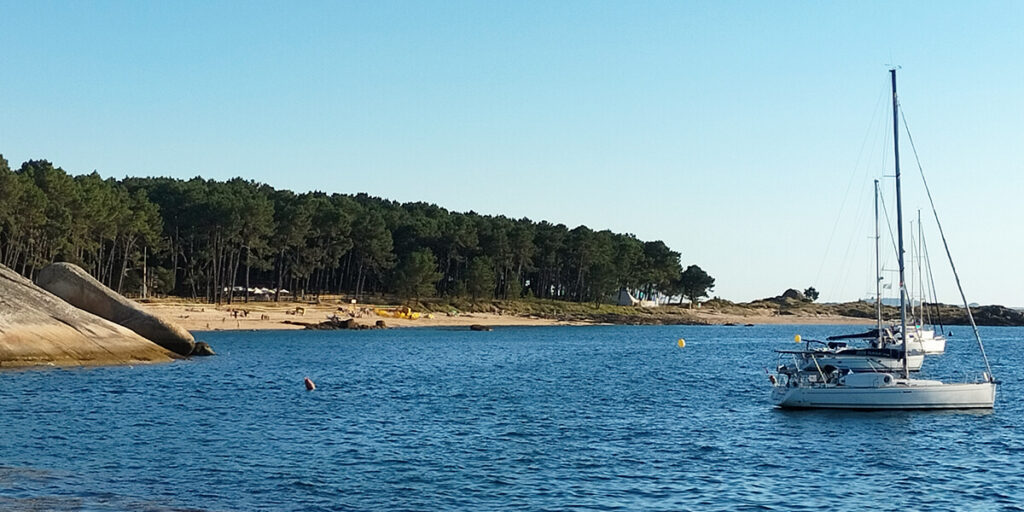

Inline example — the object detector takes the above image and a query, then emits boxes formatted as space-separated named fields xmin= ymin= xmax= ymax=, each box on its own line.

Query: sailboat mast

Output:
xmin=917 ymin=209 xmax=923 ymax=325
xmin=891 ymin=68 xmax=909 ymax=380
xmin=874 ymin=179 xmax=882 ymax=346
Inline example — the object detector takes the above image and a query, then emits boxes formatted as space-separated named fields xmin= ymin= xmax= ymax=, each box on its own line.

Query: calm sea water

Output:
xmin=1 ymin=324 xmax=1021 ymax=511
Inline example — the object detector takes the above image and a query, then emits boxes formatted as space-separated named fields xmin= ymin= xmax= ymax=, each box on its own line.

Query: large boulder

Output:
xmin=36 ymin=262 xmax=195 ymax=356
xmin=0 ymin=264 xmax=179 ymax=368
xmin=190 ymin=341 xmax=216 ymax=356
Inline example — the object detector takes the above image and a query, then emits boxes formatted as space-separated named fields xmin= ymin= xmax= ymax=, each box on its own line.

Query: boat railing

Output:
xmin=949 ymin=369 xmax=998 ymax=385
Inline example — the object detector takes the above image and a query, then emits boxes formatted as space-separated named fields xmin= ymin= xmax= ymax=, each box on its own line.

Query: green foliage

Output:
xmin=679 ymin=264 xmax=715 ymax=307
xmin=351 ymin=206 xmax=396 ymax=297
xmin=394 ymin=249 xmax=442 ymax=300
xmin=505 ymin=274 xmax=523 ymax=299
xmin=466 ymin=256 xmax=496 ymax=300
xmin=803 ymin=286 xmax=820 ymax=302
xmin=0 ymin=159 xmax=164 ymax=290
xmin=0 ymin=155 xmax=709 ymax=306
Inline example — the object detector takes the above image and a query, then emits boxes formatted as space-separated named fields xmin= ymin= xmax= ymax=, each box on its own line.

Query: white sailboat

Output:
xmin=901 ymin=325 xmax=946 ymax=355
xmin=900 ymin=209 xmax=947 ymax=354
xmin=776 ymin=339 xmax=924 ymax=374
xmin=823 ymin=324 xmax=944 ymax=357
xmin=777 ymin=180 xmax=924 ymax=375
xmin=770 ymin=69 xmax=996 ymax=410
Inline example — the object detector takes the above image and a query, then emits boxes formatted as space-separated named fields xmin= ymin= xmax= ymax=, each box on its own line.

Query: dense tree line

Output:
xmin=0 ymin=155 xmax=714 ymax=304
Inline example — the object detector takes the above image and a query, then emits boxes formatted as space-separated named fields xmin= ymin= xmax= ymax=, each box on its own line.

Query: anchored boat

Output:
xmin=769 ymin=69 xmax=996 ymax=410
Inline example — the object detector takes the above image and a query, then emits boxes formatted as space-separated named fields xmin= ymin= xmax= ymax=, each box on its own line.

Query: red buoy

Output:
xmin=304 ymin=377 xmax=316 ymax=391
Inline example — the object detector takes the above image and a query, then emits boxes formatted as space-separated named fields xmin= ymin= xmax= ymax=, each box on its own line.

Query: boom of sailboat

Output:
xmin=768 ymin=69 xmax=997 ymax=410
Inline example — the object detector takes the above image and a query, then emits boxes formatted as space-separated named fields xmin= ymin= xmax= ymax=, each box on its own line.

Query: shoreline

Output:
xmin=137 ymin=299 xmax=874 ymax=333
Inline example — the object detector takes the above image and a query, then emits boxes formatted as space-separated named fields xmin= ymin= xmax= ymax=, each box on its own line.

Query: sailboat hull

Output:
xmin=800 ymin=351 xmax=923 ymax=372
xmin=905 ymin=328 xmax=946 ymax=355
xmin=771 ymin=381 xmax=995 ymax=410
xmin=912 ymin=337 xmax=946 ymax=355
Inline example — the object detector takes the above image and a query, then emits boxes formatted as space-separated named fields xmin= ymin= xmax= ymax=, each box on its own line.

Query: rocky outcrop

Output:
xmin=36 ymin=262 xmax=195 ymax=356
xmin=301 ymin=316 xmax=388 ymax=330
xmin=938 ymin=305 xmax=1024 ymax=327
xmin=190 ymin=341 xmax=216 ymax=356
xmin=0 ymin=264 xmax=179 ymax=368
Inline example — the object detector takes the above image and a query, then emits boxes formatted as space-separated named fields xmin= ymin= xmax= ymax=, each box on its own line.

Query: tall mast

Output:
xmin=891 ymin=68 xmax=909 ymax=379
xmin=874 ymin=179 xmax=882 ymax=346
xmin=917 ymin=209 xmax=923 ymax=325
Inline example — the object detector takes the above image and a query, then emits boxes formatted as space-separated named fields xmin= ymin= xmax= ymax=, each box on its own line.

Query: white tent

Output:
xmin=614 ymin=288 xmax=658 ymax=308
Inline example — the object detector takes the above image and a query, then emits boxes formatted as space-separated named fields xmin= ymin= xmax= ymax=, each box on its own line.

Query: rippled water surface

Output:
xmin=1 ymin=325 xmax=1022 ymax=511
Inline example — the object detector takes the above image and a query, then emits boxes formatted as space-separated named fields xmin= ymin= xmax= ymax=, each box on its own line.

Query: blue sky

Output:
xmin=2 ymin=1 xmax=1022 ymax=305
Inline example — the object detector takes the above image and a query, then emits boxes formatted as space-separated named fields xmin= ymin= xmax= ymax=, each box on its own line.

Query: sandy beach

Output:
xmin=685 ymin=310 xmax=874 ymax=327
xmin=137 ymin=298 xmax=873 ymax=333
xmin=139 ymin=299 xmax=584 ymax=331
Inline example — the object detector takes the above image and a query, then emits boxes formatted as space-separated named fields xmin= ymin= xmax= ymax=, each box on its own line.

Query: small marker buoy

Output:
xmin=677 ymin=338 xmax=686 ymax=348
xmin=304 ymin=377 xmax=316 ymax=391
xmin=794 ymin=334 xmax=802 ymax=343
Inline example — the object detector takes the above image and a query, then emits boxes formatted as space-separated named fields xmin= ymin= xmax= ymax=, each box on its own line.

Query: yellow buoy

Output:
xmin=794 ymin=334 xmax=802 ymax=343
xmin=677 ymin=338 xmax=686 ymax=348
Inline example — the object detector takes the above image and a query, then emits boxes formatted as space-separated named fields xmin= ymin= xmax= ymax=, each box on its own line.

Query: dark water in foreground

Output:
xmin=1 ymin=325 xmax=1022 ymax=511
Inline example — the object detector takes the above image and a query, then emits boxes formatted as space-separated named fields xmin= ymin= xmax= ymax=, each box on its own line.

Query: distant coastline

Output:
xmin=138 ymin=296 xmax=874 ymax=333
xmin=139 ymin=295 xmax=1024 ymax=333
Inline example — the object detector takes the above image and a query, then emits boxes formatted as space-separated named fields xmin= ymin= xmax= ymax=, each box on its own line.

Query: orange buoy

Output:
xmin=304 ymin=377 xmax=316 ymax=391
